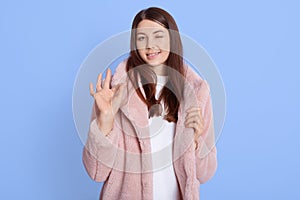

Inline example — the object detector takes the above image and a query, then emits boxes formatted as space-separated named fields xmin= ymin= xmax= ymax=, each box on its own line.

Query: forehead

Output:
xmin=136 ymin=19 xmax=168 ymax=33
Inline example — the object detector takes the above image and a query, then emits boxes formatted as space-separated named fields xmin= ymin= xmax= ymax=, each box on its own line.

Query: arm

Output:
xmin=82 ymin=103 xmax=120 ymax=182
xmin=82 ymin=61 xmax=127 ymax=182
xmin=194 ymin=81 xmax=217 ymax=184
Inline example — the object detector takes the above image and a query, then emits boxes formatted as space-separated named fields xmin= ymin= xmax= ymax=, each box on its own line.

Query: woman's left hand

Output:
xmin=184 ymin=107 xmax=205 ymax=148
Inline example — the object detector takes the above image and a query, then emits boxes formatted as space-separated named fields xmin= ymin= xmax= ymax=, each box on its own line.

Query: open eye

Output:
xmin=137 ymin=36 xmax=146 ymax=41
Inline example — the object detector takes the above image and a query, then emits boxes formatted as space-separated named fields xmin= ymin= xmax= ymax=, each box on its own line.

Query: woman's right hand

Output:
xmin=89 ymin=68 xmax=125 ymax=134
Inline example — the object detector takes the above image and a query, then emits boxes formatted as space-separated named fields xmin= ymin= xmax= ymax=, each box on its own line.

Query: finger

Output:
xmin=185 ymin=122 xmax=203 ymax=137
xmin=186 ymin=112 xmax=204 ymax=125
xmin=186 ymin=111 xmax=201 ymax=119
xmin=89 ymin=82 xmax=95 ymax=97
xmin=185 ymin=116 xmax=201 ymax=126
xmin=185 ymin=121 xmax=198 ymax=131
xmin=185 ymin=117 xmax=204 ymax=131
xmin=96 ymin=73 xmax=103 ymax=91
xmin=103 ymin=68 xmax=112 ymax=89
xmin=112 ymin=83 xmax=125 ymax=94
xmin=186 ymin=107 xmax=202 ymax=113
xmin=186 ymin=108 xmax=202 ymax=121
xmin=111 ymin=83 xmax=120 ymax=93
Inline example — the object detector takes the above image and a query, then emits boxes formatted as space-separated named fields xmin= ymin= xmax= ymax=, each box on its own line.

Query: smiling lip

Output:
xmin=146 ymin=52 xmax=160 ymax=60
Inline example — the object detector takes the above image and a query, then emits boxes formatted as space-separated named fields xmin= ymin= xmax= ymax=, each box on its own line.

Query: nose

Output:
xmin=146 ymin=37 xmax=155 ymax=49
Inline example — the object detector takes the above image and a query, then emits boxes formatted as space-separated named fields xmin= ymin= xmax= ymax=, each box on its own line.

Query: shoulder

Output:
xmin=115 ymin=59 xmax=128 ymax=72
xmin=183 ymin=63 xmax=211 ymax=103
xmin=184 ymin=63 xmax=210 ymax=91
xmin=111 ymin=59 xmax=128 ymax=85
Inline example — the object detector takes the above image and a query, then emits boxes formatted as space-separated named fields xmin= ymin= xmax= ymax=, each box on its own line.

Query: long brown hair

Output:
xmin=126 ymin=7 xmax=185 ymax=122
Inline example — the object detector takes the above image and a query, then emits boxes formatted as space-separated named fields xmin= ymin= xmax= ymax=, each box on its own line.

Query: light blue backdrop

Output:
xmin=1 ymin=0 xmax=299 ymax=199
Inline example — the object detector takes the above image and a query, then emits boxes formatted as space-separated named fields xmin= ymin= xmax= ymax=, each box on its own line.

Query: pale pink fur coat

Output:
xmin=82 ymin=60 xmax=217 ymax=200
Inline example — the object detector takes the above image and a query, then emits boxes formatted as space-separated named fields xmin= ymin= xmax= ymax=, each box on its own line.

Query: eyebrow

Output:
xmin=153 ymin=30 xmax=164 ymax=34
xmin=136 ymin=30 xmax=165 ymax=35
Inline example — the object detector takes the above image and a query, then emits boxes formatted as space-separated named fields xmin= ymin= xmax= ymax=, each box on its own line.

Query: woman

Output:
xmin=83 ymin=7 xmax=217 ymax=200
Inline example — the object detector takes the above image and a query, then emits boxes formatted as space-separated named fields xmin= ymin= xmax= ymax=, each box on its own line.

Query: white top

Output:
xmin=149 ymin=75 xmax=180 ymax=200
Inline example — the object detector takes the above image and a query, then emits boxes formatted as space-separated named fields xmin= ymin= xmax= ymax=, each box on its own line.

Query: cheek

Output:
xmin=161 ymin=51 xmax=170 ymax=61
xmin=160 ymin=39 xmax=170 ymax=52
xmin=137 ymin=49 xmax=148 ymax=62
xmin=136 ymin=43 xmax=143 ymax=50
xmin=136 ymin=39 xmax=147 ymax=51
xmin=137 ymin=49 xmax=145 ymax=57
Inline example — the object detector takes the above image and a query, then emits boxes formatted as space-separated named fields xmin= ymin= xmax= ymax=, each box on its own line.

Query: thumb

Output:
xmin=112 ymin=83 xmax=125 ymax=95
xmin=112 ymin=83 xmax=126 ymax=112
xmin=115 ymin=83 xmax=126 ymax=101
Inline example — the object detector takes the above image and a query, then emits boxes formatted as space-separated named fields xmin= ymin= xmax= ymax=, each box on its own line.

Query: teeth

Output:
xmin=147 ymin=52 xmax=159 ymax=56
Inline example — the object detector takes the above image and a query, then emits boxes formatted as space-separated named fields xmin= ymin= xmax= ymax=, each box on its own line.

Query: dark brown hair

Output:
xmin=126 ymin=7 xmax=185 ymax=122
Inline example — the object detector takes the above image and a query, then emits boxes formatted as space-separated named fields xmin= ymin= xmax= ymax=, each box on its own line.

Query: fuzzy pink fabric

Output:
xmin=82 ymin=60 xmax=217 ymax=200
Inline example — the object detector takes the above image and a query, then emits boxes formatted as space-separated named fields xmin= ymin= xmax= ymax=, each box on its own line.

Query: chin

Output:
xmin=143 ymin=57 xmax=169 ymax=67
xmin=146 ymin=62 xmax=164 ymax=67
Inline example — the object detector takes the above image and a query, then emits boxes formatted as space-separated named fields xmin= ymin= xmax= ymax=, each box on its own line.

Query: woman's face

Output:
xmin=136 ymin=19 xmax=170 ymax=67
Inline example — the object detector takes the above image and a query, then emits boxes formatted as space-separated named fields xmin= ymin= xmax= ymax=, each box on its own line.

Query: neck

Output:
xmin=151 ymin=64 xmax=168 ymax=76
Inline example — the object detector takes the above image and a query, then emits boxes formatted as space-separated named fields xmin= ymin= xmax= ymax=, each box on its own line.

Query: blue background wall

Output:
xmin=1 ymin=0 xmax=299 ymax=199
